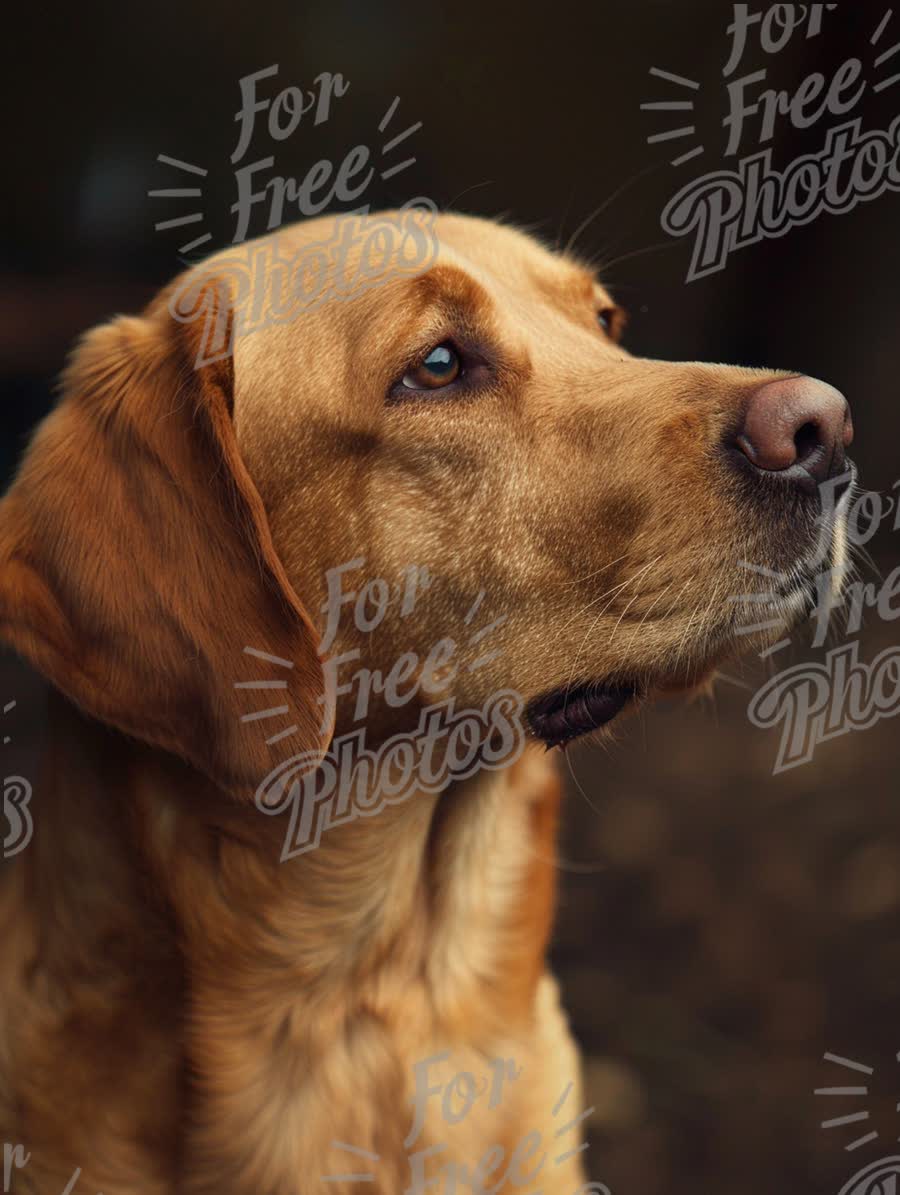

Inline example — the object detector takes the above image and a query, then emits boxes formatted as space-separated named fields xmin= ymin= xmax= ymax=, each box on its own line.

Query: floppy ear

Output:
xmin=0 ymin=283 xmax=331 ymax=799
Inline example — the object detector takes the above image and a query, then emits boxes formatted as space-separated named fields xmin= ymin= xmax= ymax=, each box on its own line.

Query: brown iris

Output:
xmin=401 ymin=343 xmax=461 ymax=391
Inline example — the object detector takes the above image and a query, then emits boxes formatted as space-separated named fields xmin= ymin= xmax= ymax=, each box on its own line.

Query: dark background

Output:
xmin=3 ymin=3 xmax=900 ymax=1191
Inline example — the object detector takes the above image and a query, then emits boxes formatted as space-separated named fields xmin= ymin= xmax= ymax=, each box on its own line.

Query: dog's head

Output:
xmin=0 ymin=211 xmax=854 ymax=794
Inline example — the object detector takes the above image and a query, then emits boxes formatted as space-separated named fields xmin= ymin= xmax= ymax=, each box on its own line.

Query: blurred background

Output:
xmin=3 ymin=2 xmax=900 ymax=1191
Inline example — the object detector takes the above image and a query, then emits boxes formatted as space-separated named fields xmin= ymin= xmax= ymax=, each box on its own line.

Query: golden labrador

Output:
xmin=0 ymin=210 xmax=853 ymax=1193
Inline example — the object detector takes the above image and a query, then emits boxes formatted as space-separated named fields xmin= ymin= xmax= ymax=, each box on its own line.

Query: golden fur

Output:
xmin=0 ymin=211 xmax=836 ymax=1192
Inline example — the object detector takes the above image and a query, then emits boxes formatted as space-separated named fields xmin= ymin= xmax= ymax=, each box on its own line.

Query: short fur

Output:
xmin=0 ymin=212 xmax=834 ymax=1192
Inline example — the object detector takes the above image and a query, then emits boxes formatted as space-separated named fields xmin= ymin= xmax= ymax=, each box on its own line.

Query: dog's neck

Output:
xmin=23 ymin=695 xmax=563 ymax=1192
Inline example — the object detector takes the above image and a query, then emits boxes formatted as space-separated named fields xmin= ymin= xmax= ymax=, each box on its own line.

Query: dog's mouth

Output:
xmin=527 ymin=473 xmax=859 ymax=751
xmin=526 ymin=680 xmax=639 ymax=748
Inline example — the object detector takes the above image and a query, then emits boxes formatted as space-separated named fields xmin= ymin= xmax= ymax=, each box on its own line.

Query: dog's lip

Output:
xmin=526 ymin=680 xmax=638 ymax=748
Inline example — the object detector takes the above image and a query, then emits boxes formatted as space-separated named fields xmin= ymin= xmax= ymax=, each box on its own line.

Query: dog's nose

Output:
xmin=733 ymin=375 xmax=853 ymax=490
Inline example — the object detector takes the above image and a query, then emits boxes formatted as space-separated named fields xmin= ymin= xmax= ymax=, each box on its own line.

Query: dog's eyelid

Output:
xmin=402 ymin=327 xmax=494 ymax=373
xmin=597 ymin=304 xmax=628 ymax=342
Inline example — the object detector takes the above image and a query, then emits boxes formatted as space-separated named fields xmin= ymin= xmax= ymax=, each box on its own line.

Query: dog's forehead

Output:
xmin=226 ymin=211 xmax=613 ymax=417
xmin=224 ymin=209 xmax=610 ymax=310
xmin=432 ymin=212 xmax=610 ymax=307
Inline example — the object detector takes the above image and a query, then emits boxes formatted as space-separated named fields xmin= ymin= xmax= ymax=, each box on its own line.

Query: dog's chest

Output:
xmin=180 ymin=751 xmax=581 ymax=1194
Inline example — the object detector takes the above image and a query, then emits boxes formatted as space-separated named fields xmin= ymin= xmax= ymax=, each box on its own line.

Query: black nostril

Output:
xmin=793 ymin=420 xmax=821 ymax=464
xmin=732 ymin=376 xmax=853 ymax=489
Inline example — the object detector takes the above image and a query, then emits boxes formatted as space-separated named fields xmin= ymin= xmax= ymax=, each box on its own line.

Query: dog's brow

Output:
xmin=404 ymin=264 xmax=499 ymax=342
xmin=413 ymin=264 xmax=492 ymax=313
xmin=529 ymin=262 xmax=619 ymax=324
xmin=576 ymin=270 xmax=615 ymax=310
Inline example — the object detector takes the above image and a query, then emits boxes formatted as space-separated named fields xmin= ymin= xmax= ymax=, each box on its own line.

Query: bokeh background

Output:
xmin=3 ymin=3 xmax=900 ymax=1191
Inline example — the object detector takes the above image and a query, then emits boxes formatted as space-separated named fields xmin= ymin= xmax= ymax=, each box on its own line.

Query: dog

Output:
xmin=0 ymin=210 xmax=854 ymax=1193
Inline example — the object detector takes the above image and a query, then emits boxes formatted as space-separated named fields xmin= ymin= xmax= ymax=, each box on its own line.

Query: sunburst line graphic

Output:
xmin=383 ymin=121 xmax=422 ymax=155
xmin=554 ymin=1106 xmax=592 ymax=1138
xmin=236 ymin=582 xmax=507 ymax=745
xmin=244 ymin=647 xmax=295 ymax=668
xmin=553 ymin=1080 xmax=573 ymax=1116
xmin=647 ymin=125 xmax=697 ymax=144
xmin=643 ymin=66 xmax=705 ymax=167
xmin=646 ymin=9 xmax=899 ymax=167
xmin=149 ymin=154 xmax=213 ymax=254
xmin=873 ymin=9 xmax=894 ymax=45
xmin=322 ymin=1139 xmax=380 ymax=1183
xmin=240 ymin=705 xmax=290 ymax=723
xmin=235 ymin=646 xmax=299 ymax=745
xmin=873 ymin=4 xmax=900 ymax=94
xmin=157 ymin=154 xmax=208 ymax=177
xmin=378 ymin=96 xmax=402 ymax=132
xmin=378 ymin=96 xmax=421 ymax=184
xmin=730 ymin=559 xmax=817 ymax=659
xmin=469 ymin=616 xmax=507 ymax=642
xmin=465 ymin=606 xmax=507 ymax=672
xmin=151 ymin=92 xmax=425 ymax=258
xmin=641 ymin=100 xmax=694 ymax=112
xmin=464 ymin=590 xmax=485 ymax=626
xmin=649 ymin=67 xmax=700 ymax=91
xmin=382 ymin=157 xmax=416 ymax=180
xmin=148 ymin=187 xmax=203 ymax=198
xmin=2 ymin=700 xmax=15 ymax=745
xmin=759 ymin=637 xmax=792 ymax=659
xmin=815 ymin=1051 xmax=883 ymax=1151
xmin=154 ymin=213 xmax=204 ymax=231
xmin=822 ymin=1054 xmax=875 ymax=1076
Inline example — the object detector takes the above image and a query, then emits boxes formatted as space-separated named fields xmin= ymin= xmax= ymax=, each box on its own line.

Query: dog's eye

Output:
xmin=597 ymin=309 xmax=614 ymax=334
xmin=401 ymin=343 xmax=462 ymax=391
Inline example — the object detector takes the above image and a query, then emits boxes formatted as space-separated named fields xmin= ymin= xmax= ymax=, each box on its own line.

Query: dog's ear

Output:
xmin=0 ymin=281 xmax=331 ymax=799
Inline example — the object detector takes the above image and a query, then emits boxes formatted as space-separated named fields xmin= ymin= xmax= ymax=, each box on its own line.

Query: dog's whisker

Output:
xmin=728 ymin=592 xmax=780 ymax=605
xmin=562 ymin=551 xmax=632 ymax=587
xmin=623 ymin=579 xmax=676 ymax=649
xmin=670 ymin=597 xmax=704 ymax=674
xmin=557 ymin=560 xmax=654 ymax=636
xmin=564 ymin=555 xmax=663 ymax=696
xmin=563 ymin=162 xmax=663 ymax=258
xmin=607 ymin=583 xmax=649 ymax=643
xmin=597 ymin=239 xmax=680 ymax=274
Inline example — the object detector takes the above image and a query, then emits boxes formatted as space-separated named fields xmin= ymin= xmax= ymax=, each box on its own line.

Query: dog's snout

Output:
xmin=732 ymin=376 xmax=854 ymax=493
